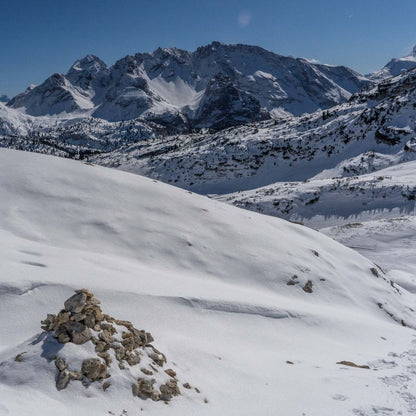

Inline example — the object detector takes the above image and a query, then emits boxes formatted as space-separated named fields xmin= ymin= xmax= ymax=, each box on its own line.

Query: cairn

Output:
xmin=41 ymin=289 xmax=191 ymax=402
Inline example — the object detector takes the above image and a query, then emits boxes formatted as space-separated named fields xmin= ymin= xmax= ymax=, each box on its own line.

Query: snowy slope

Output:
xmin=216 ymin=160 xmax=416 ymax=228
xmin=6 ymin=42 xmax=371 ymax=130
xmin=0 ymin=149 xmax=415 ymax=415
xmin=321 ymin=215 xmax=416 ymax=294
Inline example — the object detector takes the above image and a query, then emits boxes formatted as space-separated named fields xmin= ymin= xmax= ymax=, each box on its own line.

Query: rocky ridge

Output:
xmin=41 ymin=289 xmax=196 ymax=402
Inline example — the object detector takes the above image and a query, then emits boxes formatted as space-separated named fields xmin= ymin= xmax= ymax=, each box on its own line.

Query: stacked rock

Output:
xmin=41 ymin=289 xmax=194 ymax=403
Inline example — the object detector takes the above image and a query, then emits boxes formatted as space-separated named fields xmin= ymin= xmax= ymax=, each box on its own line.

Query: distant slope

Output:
xmin=370 ymin=45 xmax=416 ymax=80
xmin=216 ymin=160 xmax=416 ymax=228
xmin=321 ymin=215 xmax=416 ymax=294
xmin=0 ymin=148 xmax=415 ymax=415
xmin=6 ymin=42 xmax=371 ymax=131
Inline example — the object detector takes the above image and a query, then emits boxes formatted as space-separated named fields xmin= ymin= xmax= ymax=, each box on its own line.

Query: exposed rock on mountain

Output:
xmin=193 ymin=73 xmax=264 ymax=130
xmin=0 ymin=94 xmax=9 ymax=103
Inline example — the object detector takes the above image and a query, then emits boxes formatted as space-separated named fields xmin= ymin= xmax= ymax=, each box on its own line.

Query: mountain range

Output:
xmin=6 ymin=42 xmax=373 ymax=132
xmin=1 ymin=42 xmax=416 ymax=206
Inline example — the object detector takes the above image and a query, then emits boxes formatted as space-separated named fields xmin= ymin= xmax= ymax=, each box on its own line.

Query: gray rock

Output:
xmin=84 ymin=313 xmax=96 ymax=328
xmin=149 ymin=352 xmax=165 ymax=367
xmin=64 ymin=292 xmax=87 ymax=313
xmin=132 ymin=378 xmax=156 ymax=399
xmin=57 ymin=332 xmax=70 ymax=343
xmin=125 ymin=350 xmax=141 ymax=366
xmin=81 ymin=358 xmax=108 ymax=381
xmin=113 ymin=344 xmax=126 ymax=361
xmin=72 ymin=312 xmax=86 ymax=322
xmin=303 ymin=280 xmax=313 ymax=293
xmin=54 ymin=357 xmax=67 ymax=371
xmin=69 ymin=371 xmax=83 ymax=380
xmin=99 ymin=329 xmax=112 ymax=344
xmin=121 ymin=333 xmax=135 ymax=350
xmin=56 ymin=369 xmax=70 ymax=390
xmin=130 ymin=328 xmax=154 ymax=347
xmin=63 ymin=321 xmax=92 ymax=344
xmin=159 ymin=379 xmax=180 ymax=401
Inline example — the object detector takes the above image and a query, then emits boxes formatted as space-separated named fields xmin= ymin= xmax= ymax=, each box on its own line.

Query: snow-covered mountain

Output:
xmin=6 ymin=42 xmax=371 ymax=131
xmin=84 ymin=66 xmax=416 ymax=194
xmin=1 ymin=148 xmax=415 ymax=415
xmin=1 ymin=59 xmax=415 ymax=196
xmin=369 ymin=45 xmax=416 ymax=80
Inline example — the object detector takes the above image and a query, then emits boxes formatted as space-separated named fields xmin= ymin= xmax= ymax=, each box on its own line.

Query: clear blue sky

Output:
xmin=1 ymin=0 xmax=416 ymax=97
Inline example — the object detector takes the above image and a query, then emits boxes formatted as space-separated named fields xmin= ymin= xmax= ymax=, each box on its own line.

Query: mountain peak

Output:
xmin=152 ymin=46 xmax=189 ymax=61
xmin=67 ymin=54 xmax=107 ymax=75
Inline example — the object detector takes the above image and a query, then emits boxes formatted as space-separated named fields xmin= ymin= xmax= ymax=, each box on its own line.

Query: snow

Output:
xmin=321 ymin=215 xmax=416 ymax=294
xmin=0 ymin=148 xmax=415 ymax=415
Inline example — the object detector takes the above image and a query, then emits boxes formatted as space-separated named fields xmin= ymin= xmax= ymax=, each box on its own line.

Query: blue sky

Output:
xmin=1 ymin=0 xmax=416 ymax=97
